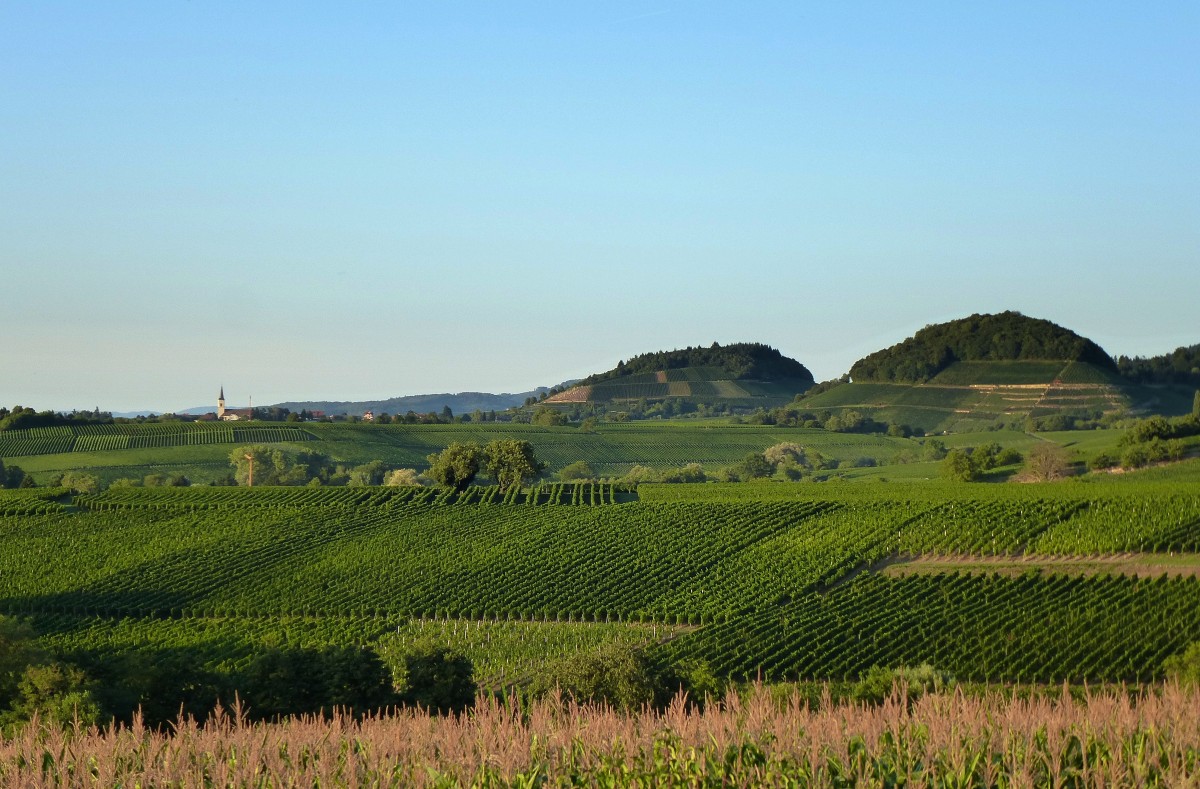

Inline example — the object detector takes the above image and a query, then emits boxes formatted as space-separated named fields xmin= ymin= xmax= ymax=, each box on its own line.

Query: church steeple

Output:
xmin=218 ymin=386 xmax=226 ymax=419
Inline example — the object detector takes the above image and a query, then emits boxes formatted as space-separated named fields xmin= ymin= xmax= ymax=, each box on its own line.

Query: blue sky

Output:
xmin=2 ymin=2 xmax=1197 ymax=412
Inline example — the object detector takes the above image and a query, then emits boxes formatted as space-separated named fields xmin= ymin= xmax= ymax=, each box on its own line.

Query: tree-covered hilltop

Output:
xmin=849 ymin=312 xmax=1117 ymax=383
xmin=1118 ymin=344 xmax=1200 ymax=385
xmin=582 ymin=343 xmax=813 ymax=385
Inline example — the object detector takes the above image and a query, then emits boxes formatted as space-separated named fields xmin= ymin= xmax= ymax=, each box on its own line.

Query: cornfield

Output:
xmin=2 ymin=685 xmax=1198 ymax=786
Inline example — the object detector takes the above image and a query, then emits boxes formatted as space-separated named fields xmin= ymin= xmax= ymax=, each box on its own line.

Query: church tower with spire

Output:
xmin=218 ymin=386 xmax=226 ymax=420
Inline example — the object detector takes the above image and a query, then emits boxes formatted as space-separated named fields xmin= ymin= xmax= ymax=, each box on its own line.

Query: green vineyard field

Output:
xmin=32 ymin=612 xmax=682 ymax=689
xmin=668 ymin=572 xmax=1200 ymax=683
xmin=3 ymin=479 xmax=1200 ymax=685
xmin=0 ymin=423 xmax=316 ymax=457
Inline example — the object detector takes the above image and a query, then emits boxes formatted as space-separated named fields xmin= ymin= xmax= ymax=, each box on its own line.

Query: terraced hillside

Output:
xmin=546 ymin=366 xmax=809 ymax=407
xmin=804 ymin=360 xmax=1132 ymax=433
xmin=804 ymin=312 xmax=1150 ymax=432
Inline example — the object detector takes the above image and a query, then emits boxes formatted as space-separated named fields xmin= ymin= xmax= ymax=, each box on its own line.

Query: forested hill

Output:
xmin=581 ymin=343 xmax=814 ymax=385
xmin=849 ymin=312 xmax=1117 ymax=384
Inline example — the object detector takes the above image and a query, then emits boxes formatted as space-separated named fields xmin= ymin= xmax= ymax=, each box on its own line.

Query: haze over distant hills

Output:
xmin=174 ymin=388 xmax=570 ymax=418
xmin=269 ymin=388 xmax=568 ymax=417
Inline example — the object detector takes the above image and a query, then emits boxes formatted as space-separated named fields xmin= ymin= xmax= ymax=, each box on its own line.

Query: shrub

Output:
xmin=1164 ymin=642 xmax=1200 ymax=688
xmin=851 ymin=664 xmax=953 ymax=706
xmin=1022 ymin=443 xmax=1071 ymax=481
xmin=995 ymin=448 xmax=1023 ymax=466
xmin=559 ymin=461 xmax=596 ymax=482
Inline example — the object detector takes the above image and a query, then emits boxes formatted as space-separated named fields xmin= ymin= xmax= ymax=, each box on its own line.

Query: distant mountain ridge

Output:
xmin=174 ymin=388 xmax=565 ymax=417
xmin=267 ymin=386 xmax=572 ymax=417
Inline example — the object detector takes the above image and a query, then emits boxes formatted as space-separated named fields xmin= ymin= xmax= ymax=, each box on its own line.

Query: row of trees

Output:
xmin=745 ymin=402 xmax=916 ymax=437
xmin=224 ymin=447 xmax=410 ymax=487
xmin=0 ymin=615 xmax=756 ymax=733
xmin=1083 ymin=411 xmax=1200 ymax=471
xmin=1117 ymin=346 xmax=1200 ymax=384
xmin=563 ymin=444 xmax=881 ymax=486
xmin=0 ymin=406 xmax=113 ymax=432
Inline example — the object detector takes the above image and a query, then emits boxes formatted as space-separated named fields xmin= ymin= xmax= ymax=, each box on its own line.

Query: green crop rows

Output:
xmin=894 ymin=499 xmax=1087 ymax=555
xmin=1032 ymin=495 xmax=1200 ymax=553
xmin=928 ymin=361 xmax=1067 ymax=385
xmin=0 ymin=488 xmax=71 ymax=516
xmin=3 ymin=481 xmax=1200 ymax=684
xmin=669 ymin=572 xmax=1200 ymax=683
xmin=0 ymin=423 xmax=315 ymax=457
xmin=31 ymin=612 xmax=681 ymax=689
xmin=72 ymin=482 xmax=627 ymax=512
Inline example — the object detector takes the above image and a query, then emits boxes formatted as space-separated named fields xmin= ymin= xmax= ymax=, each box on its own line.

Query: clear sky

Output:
xmin=2 ymin=2 xmax=1197 ymax=412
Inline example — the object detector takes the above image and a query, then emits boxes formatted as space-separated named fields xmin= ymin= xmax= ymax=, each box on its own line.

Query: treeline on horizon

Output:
xmin=1117 ymin=344 xmax=1200 ymax=384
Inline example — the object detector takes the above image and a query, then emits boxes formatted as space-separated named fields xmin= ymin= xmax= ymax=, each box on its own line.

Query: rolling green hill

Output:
xmin=803 ymin=366 xmax=1193 ymax=435
xmin=797 ymin=313 xmax=1155 ymax=433
xmin=849 ymin=311 xmax=1117 ymax=384
xmin=546 ymin=342 xmax=813 ymax=408
xmin=802 ymin=364 xmax=1135 ymax=434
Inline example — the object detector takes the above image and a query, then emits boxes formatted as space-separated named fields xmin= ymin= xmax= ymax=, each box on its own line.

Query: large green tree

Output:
xmin=530 ymin=642 xmax=658 ymax=712
xmin=941 ymin=449 xmax=980 ymax=482
xmin=483 ymin=439 xmax=545 ymax=492
xmin=229 ymin=446 xmax=333 ymax=486
xmin=425 ymin=442 xmax=484 ymax=491
xmin=348 ymin=460 xmax=387 ymax=486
